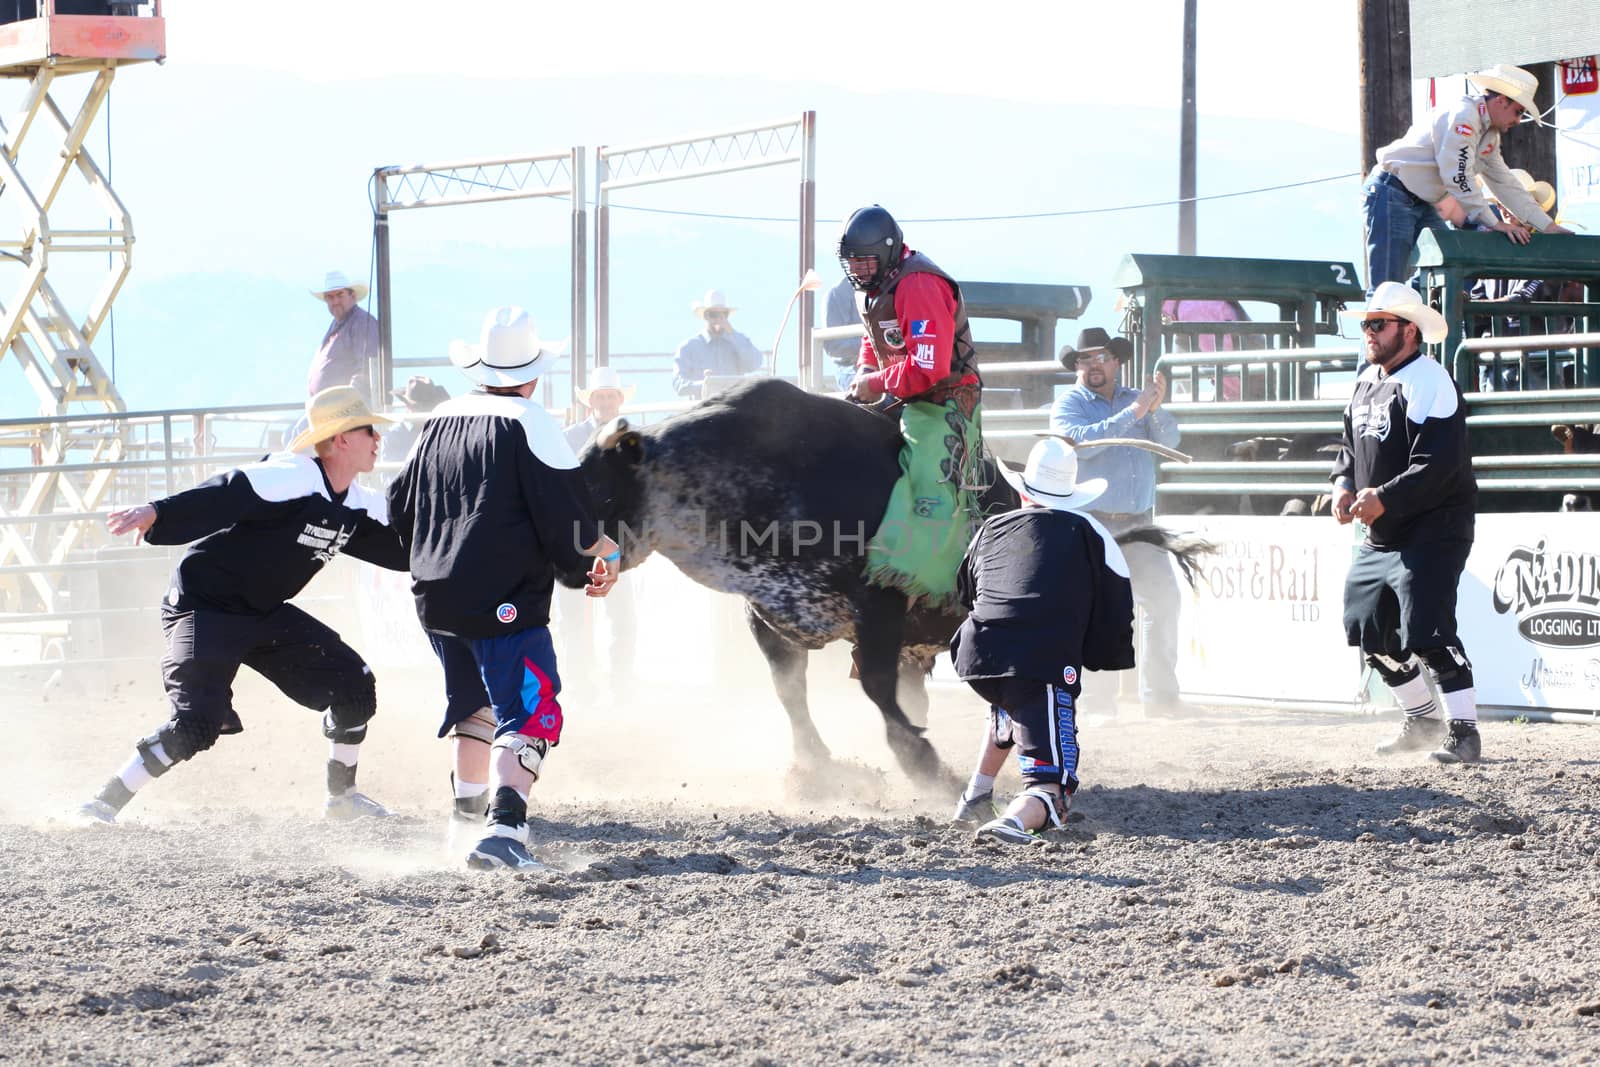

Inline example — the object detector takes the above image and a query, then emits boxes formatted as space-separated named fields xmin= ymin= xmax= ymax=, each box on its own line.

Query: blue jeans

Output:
xmin=1362 ymin=172 xmax=1447 ymax=296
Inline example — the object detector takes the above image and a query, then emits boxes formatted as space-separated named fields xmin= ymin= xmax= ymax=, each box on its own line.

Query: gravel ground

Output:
xmin=3 ymin=666 xmax=1599 ymax=1066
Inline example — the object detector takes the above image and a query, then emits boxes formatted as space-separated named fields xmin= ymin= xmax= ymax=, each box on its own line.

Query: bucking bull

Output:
xmin=561 ymin=378 xmax=1205 ymax=795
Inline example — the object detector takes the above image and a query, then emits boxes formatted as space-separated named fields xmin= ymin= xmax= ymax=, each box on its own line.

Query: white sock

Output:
xmin=329 ymin=742 xmax=361 ymax=767
xmin=454 ymin=778 xmax=489 ymax=800
xmin=1390 ymin=673 xmax=1438 ymax=718
xmin=1441 ymin=687 xmax=1478 ymax=724
xmin=964 ymin=772 xmax=996 ymax=800
xmin=115 ymin=751 xmax=158 ymax=793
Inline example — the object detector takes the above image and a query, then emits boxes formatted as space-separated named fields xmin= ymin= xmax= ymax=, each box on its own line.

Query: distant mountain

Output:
xmin=0 ymin=67 xmax=1361 ymax=416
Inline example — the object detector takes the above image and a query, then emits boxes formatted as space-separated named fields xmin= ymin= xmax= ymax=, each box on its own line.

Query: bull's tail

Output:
xmin=1115 ymin=526 xmax=1215 ymax=589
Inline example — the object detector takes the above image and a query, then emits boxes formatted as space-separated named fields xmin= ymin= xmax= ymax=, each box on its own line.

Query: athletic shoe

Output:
xmin=465 ymin=829 xmax=548 ymax=871
xmin=323 ymin=791 xmax=392 ymax=821
xmin=1429 ymin=720 xmax=1482 ymax=765
xmin=1375 ymin=714 xmax=1445 ymax=755
xmin=71 ymin=799 xmax=118 ymax=825
xmin=974 ymin=815 xmax=1043 ymax=846
xmin=951 ymin=790 xmax=996 ymax=827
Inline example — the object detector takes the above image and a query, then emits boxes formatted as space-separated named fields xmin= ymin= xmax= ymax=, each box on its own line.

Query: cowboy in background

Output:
xmin=75 ymin=386 xmax=409 ymax=825
xmin=307 ymin=270 xmax=381 ymax=400
xmin=671 ymin=289 xmax=765 ymax=399
xmin=387 ymin=306 xmax=621 ymax=871
xmin=564 ymin=366 xmax=635 ymax=453
xmin=381 ymin=376 xmax=451 ymax=464
xmin=1362 ymin=63 xmax=1572 ymax=296
xmin=948 ymin=438 xmax=1134 ymax=843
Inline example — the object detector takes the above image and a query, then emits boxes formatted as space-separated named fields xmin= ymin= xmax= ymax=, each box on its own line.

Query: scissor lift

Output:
xmin=0 ymin=2 xmax=163 ymax=612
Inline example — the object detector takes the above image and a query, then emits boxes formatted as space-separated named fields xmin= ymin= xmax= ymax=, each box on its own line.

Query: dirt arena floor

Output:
xmin=4 ymin=651 xmax=1599 ymax=1066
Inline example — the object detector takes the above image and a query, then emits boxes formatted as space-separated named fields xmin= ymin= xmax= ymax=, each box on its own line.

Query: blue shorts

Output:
xmin=427 ymin=633 xmax=492 ymax=739
xmin=468 ymin=626 xmax=565 ymax=744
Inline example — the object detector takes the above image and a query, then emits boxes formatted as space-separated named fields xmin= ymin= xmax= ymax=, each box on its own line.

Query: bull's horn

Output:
xmin=1034 ymin=431 xmax=1192 ymax=465
xmin=598 ymin=417 xmax=632 ymax=451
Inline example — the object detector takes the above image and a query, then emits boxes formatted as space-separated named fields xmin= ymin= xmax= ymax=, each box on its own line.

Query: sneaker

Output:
xmin=1429 ymin=720 xmax=1482 ymax=765
xmin=974 ymin=815 xmax=1042 ymax=846
xmin=465 ymin=828 xmax=548 ymax=871
xmin=71 ymin=799 xmax=118 ymax=825
xmin=1376 ymin=714 xmax=1445 ymax=755
xmin=323 ymin=791 xmax=392 ymax=821
xmin=951 ymin=790 xmax=996 ymax=827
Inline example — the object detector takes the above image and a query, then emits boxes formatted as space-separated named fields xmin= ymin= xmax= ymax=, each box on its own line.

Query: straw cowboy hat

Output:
xmin=1507 ymin=169 xmax=1557 ymax=213
xmin=575 ymin=365 xmax=636 ymax=406
xmin=998 ymin=437 xmax=1107 ymax=513
xmin=311 ymin=270 xmax=369 ymax=301
xmin=1466 ymin=64 xmax=1543 ymax=124
xmin=1343 ymin=281 xmax=1449 ymax=345
xmin=287 ymin=385 xmax=393 ymax=452
xmin=691 ymin=289 xmax=737 ymax=317
xmin=448 ymin=306 xmax=564 ymax=388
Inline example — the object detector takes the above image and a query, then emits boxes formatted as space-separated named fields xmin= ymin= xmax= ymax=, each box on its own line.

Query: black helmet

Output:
xmin=836 ymin=205 xmax=903 ymax=291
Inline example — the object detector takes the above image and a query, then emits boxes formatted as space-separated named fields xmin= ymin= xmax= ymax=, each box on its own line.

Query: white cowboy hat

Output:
xmin=287 ymin=385 xmax=393 ymax=452
xmin=448 ymin=306 xmax=564 ymax=388
xmin=311 ymin=270 xmax=369 ymax=301
xmin=998 ymin=438 xmax=1107 ymax=513
xmin=1343 ymin=281 xmax=1449 ymax=345
xmin=691 ymin=289 xmax=736 ymax=317
xmin=1506 ymin=168 xmax=1557 ymax=213
xmin=575 ymin=365 xmax=637 ymax=406
xmin=1466 ymin=64 xmax=1543 ymax=125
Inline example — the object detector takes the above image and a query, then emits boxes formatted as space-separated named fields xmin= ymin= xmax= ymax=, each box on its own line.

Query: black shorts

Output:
xmin=160 ymin=604 xmax=370 ymax=734
xmin=1342 ymin=540 xmax=1471 ymax=657
xmin=965 ymin=674 xmax=1081 ymax=791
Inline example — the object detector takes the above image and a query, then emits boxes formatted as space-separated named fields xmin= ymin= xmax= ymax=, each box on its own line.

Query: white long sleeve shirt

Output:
xmin=1374 ymin=95 xmax=1552 ymax=230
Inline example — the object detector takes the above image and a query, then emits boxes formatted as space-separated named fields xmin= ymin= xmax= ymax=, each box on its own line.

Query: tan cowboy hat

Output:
xmin=1466 ymin=64 xmax=1543 ymax=125
xmin=1509 ymin=168 xmax=1557 ymax=213
xmin=691 ymin=289 xmax=736 ymax=318
xmin=448 ymin=306 xmax=564 ymax=388
xmin=1342 ymin=281 xmax=1449 ymax=345
xmin=998 ymin=438 xmax=1107 ymax=513
xmin=311 ymin=269 xmax=369 ymax=301
xmin=575 ymin=365 xmax=636 ymax=406
xmin=287 ymin=385 xmax=393 ymax=452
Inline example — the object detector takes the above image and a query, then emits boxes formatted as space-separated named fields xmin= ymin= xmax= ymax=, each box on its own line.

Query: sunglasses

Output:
xmin=1359 ymin=318 xmax=1401 ymax=334
xmin=1075 ymin=352 xmax=1114 ymax=365
xmin=704 ymin=310 xmax=728 ymax=320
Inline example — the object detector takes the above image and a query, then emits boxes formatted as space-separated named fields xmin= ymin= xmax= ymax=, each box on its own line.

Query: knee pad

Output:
xmin=1416 ymin=645 xmax=1474 ymax=693
xmin=492 ymin=733 xmax=549 ymax=782
xmin=322 ymin=667 xmax=378 ymax=744
xmin=138 ymin=717 xmax=221 ymax=772
xmin=1364 ymin=652 xmax=1421 ymax=688
xmin=448 ymin=707 xmax=496 ymax=747
xmin=989 ymin=707 xmax=1016 ymax=750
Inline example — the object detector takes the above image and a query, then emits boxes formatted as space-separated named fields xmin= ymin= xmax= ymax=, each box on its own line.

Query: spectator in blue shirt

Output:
xmin=671 ymin=289 xmax=765 ymax=398
xmin=1050 ymin=327 xmax=1185 ymax=714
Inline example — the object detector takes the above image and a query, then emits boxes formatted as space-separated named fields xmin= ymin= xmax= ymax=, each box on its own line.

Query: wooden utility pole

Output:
xmin=1502 ymin=60 xmax=1557 ymax=190
xmin=1357 ymin=0 xmax=1412 ymax=173
xmin=1178 ymin=0 xmax=1197 ymax=255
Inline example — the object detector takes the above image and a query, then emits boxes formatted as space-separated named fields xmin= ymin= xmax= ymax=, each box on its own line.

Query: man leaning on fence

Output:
xmin=1333 ymin=283 xmax=1481 ymax=764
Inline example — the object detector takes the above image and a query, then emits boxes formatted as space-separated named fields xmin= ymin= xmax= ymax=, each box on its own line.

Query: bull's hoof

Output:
xmin=784 ymin=759 xmax=888 ymax=806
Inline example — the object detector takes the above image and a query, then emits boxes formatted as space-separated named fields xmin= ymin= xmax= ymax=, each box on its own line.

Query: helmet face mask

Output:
xmin=836 ymin=205 xmax=903 ymax=291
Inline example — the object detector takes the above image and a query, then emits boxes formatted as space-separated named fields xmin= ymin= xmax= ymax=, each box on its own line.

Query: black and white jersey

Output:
xmin=386 ymin=392 xmax=602 ymax=640
xmin=1331 ymin=351 xmax=1476 ymax=549
xmin=146 ymin=453 xmax=408 ymax=615
xmin=950 ymin=507 xmax=1135 ymax=683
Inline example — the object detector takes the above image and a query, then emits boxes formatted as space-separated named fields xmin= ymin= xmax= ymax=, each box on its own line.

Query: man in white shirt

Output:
xmin=1362 ymin=64 xmax=1572 ymax=295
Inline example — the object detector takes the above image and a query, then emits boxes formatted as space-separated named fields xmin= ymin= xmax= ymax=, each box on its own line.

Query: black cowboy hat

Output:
xmin=1056 ymin=326 xmax=1133 ymax=369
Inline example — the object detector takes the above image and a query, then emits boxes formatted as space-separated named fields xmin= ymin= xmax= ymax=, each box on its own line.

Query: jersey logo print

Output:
xmin=1352 ymin=399 xmax=1394 ymax=442
xmin=296 ymin=522 xmax=354 ymax=563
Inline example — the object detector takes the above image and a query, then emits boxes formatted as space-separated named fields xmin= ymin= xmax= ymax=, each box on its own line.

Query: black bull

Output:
xmin=562 ymin=378 xmax=1204 ymax=793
